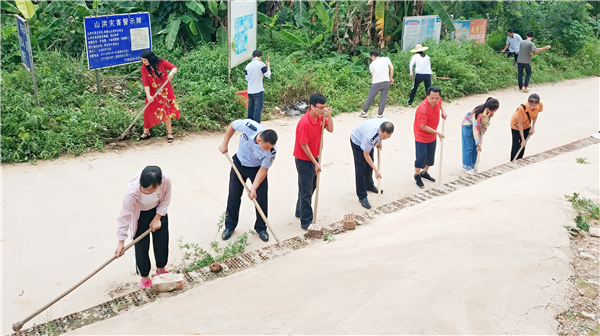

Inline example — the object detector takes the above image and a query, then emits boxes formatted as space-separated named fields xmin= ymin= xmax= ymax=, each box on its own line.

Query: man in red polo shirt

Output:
xmin=293 ymin=93 xmax=334 ymax=230
xmin=413 ymin=86 xmax=447 ymax=188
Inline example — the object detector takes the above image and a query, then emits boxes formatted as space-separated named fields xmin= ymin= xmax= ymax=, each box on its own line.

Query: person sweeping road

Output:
xmin=115 ymin=166 xmax=172 ymax=289
xmin=294 ymin=93 xmax=334 ymax=230
xmin=138 ymin=50 xmax=180 ymax=143
xmin=510 ymin=93 xmax=543 ymax=161
xmin=413 ymin=86 xmax=447 ymax=188
xmin=461 ymin=97 xmax=500 ymax=174
xmin=218 ymin=119 xmax=278 ymax=242
xmin=350 ymin=118 xmax=394 ymax=209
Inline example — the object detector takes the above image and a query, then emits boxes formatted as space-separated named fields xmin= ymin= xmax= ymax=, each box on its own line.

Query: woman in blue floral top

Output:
xmin=461 ymin=97 xmax=500 ymax=174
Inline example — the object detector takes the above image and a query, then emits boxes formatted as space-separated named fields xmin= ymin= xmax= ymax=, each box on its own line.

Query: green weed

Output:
xmin=176 ymin=212 xmax=254 ymax=273
xmin=575 ymin=215 xmax=591 ymax=232
xmin=323 ymin=231 xmax=336 ymax=243
xmin=576 ymin=157 xmax=590 ymax=164
xmin=565 ymin=193 xmax=600 ymax=219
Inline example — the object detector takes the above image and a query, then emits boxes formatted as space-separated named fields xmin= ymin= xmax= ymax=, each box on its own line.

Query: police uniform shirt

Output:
xmin=350 ymin=118 xmax=391 ymax=152
xmin=232 ymin=119 xmax=277 ymax=168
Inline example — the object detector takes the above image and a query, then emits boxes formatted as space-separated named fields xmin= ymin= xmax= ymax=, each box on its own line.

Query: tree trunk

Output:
xmin=366 ymin=0 xmax=374 ymax=47
xmin=413 ymin=0 xmax=424 ymax=16
xmin=266 ymin=1 xmax=282 ymax=17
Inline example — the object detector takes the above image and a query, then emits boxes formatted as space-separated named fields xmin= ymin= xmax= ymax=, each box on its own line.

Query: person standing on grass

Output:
xmin=516 ymin=32 xmax=551 ymax=93
xmin=245 ymin=50 xmax=271 ymax=123
xmin=413 ymin=86 xmax=447 ymax=188
xmin=501 ymin=28 xmax=522 ymax=65
xmin=350 ymin=118 xmax=394 ymax=209
xmin=218 ymin=119 xmax=278 ymax=242
xmin=359 ymin=50 xmax=394 ymax=118
xmin=115 ymin=166 xmax=172 ymax=289
xmin=139 ymin=50 xmax=180 ymax=143
xmin=510 ymin=93 xmax=543 ymax=161
xmin=461 ymin=97 xmax=500 ymax=175
xmin=407 ymin=44 xmax=432 ymax=107
xmin=294 ymin=93 xmax=334 ymax=230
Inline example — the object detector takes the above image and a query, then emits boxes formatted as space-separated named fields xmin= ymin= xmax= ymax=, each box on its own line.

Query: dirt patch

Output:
xmin=556 ymin=220 xmax=600 ymax=335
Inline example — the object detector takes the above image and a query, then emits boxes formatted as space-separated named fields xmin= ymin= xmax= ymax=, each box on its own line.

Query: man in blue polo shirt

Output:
xmin=350 ymin=118 xmax=395 ymax=209
xmin=245 ymin=50 xmax=271 ymax=123
xmin=218 ymin=119 xmax=278 ymax=242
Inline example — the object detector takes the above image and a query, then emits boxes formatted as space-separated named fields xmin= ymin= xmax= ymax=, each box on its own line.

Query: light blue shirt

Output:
xmin=232 ymin=119 xmax=276 ymax=168
xmin=245 ymin=58 xmax=271 ymax=94
xmin=350 ymin=118 xmax=390 ymax=152
xmin=506 ymin=33 xmax=523 ymax=52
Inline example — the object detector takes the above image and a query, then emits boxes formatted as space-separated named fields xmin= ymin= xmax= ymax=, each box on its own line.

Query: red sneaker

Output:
xmin=140 ymin=278 xmax=153 ymax=289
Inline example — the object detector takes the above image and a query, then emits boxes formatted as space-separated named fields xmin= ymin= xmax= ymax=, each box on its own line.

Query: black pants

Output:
xmin=511 ymin=127 xmax=530 ymax=161
xmin=408 ymin=74 xmax=431 ymax=105
xmin=517 ymin=63 xmax=532 ymax=89
xmin=134 ymin=207 xmax=169 ymax=277
xmin=351 ymin=139 xmax=375 ymax=200
xmin=225 ymin=154 xmax=268 ymax=232
xmin=507 ymin=52 xmax=518 ymax=64
xmin=295 ymin=157 xmax=318 ymax=228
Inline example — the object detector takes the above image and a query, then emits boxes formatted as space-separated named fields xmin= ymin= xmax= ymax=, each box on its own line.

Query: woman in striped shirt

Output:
xmin=461 ymin=97 xmax=500 ymax=174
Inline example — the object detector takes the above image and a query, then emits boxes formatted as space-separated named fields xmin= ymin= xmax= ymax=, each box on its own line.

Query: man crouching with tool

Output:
xmin=218 ymin=119 xmax=278 ymax=243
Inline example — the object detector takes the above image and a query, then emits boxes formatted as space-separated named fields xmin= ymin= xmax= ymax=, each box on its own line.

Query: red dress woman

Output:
xmin=139 ymin=50 xmax=180 ymax=142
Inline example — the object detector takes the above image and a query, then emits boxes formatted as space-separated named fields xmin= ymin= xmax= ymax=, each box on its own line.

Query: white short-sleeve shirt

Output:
xmin=370 ymin=57 xmax=392 ymax=84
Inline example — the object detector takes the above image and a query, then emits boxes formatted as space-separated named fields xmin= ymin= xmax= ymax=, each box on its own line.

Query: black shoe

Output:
xmin=420 ymin=171 xmax=435 ymax=183
xmin=222 ymin=228 xmax=234 ymax=241
xmin=359 ymin=197 xmax=371 ymax=209
xmin=258 ymin=231 xmax=269 ymax=242
xmin=366 ymin=185 xmax=382 ymax=194
xmin=414 ymin=174 xmax=424 ymax=188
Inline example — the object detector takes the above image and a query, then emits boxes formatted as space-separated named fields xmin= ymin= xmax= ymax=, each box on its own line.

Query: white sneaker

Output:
xmin=464 ymin=169 xmax=475 ymax=175
xmin=377 ymin=114 xmax=383 ymax=118
xmin=359 ymin=111 xmax=368 ymax=118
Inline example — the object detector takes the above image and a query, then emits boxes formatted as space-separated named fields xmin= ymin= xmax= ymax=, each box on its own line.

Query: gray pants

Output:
xmin=362 ymin=81 xmax=390 ymax=116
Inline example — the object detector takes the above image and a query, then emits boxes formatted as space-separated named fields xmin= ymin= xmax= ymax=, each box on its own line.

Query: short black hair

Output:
xmin=252 ymin=50 xmax=263 ymax=57
xmin=140 ymin=166 xmax=162 ymax=189
xmin=370 ymin=50 xmax=380 ymax=57
xmin=526 ymin=31 xmax=534 ymax=38
xmin=507 ymin=28 xmax=514 ymax=33
xmin=260 ymin=129 xmax=278 ymax=145
xmin=310 ymin=93 xmax=327 ymax=107
xmin=528 ymin=93 xmax=540 ymax=103
xmin=427 ymin=86 xmax=441 ymax=96
xmin=380 ymin=121 xmax=394 ymax=134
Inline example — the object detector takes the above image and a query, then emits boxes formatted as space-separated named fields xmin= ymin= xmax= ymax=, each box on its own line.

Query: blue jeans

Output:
xmin=295 ymin=158 xmax=318 ymax=228
xmin=247 ymin=91 xmax=264 ymax=123
xmin=461 ymin=125 xmax=477 ymax=170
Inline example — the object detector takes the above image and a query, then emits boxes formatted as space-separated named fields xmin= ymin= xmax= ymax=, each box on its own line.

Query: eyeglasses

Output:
xmin=528 ymin=100 xmax=539 ymax=104
xmin=313 ymin=105 xmax=327 ymax=110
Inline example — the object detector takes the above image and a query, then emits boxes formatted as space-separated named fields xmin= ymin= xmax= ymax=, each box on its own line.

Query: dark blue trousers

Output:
xmin=295 ymin=157 xmax=318 ymax=228
xmin=351 ymin=139 xmax=375 ymax=200
xmin=225 ymin=154 xmax=268 ymax=233
xmin=247 ymin=91 xmax=264 ymax=123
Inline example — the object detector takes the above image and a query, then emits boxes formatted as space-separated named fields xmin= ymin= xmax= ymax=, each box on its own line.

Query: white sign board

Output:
xmin=401 ymin=15 xmax=442 ymax=52
xmin=229 ymin=0 xmax=257 ymax=69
